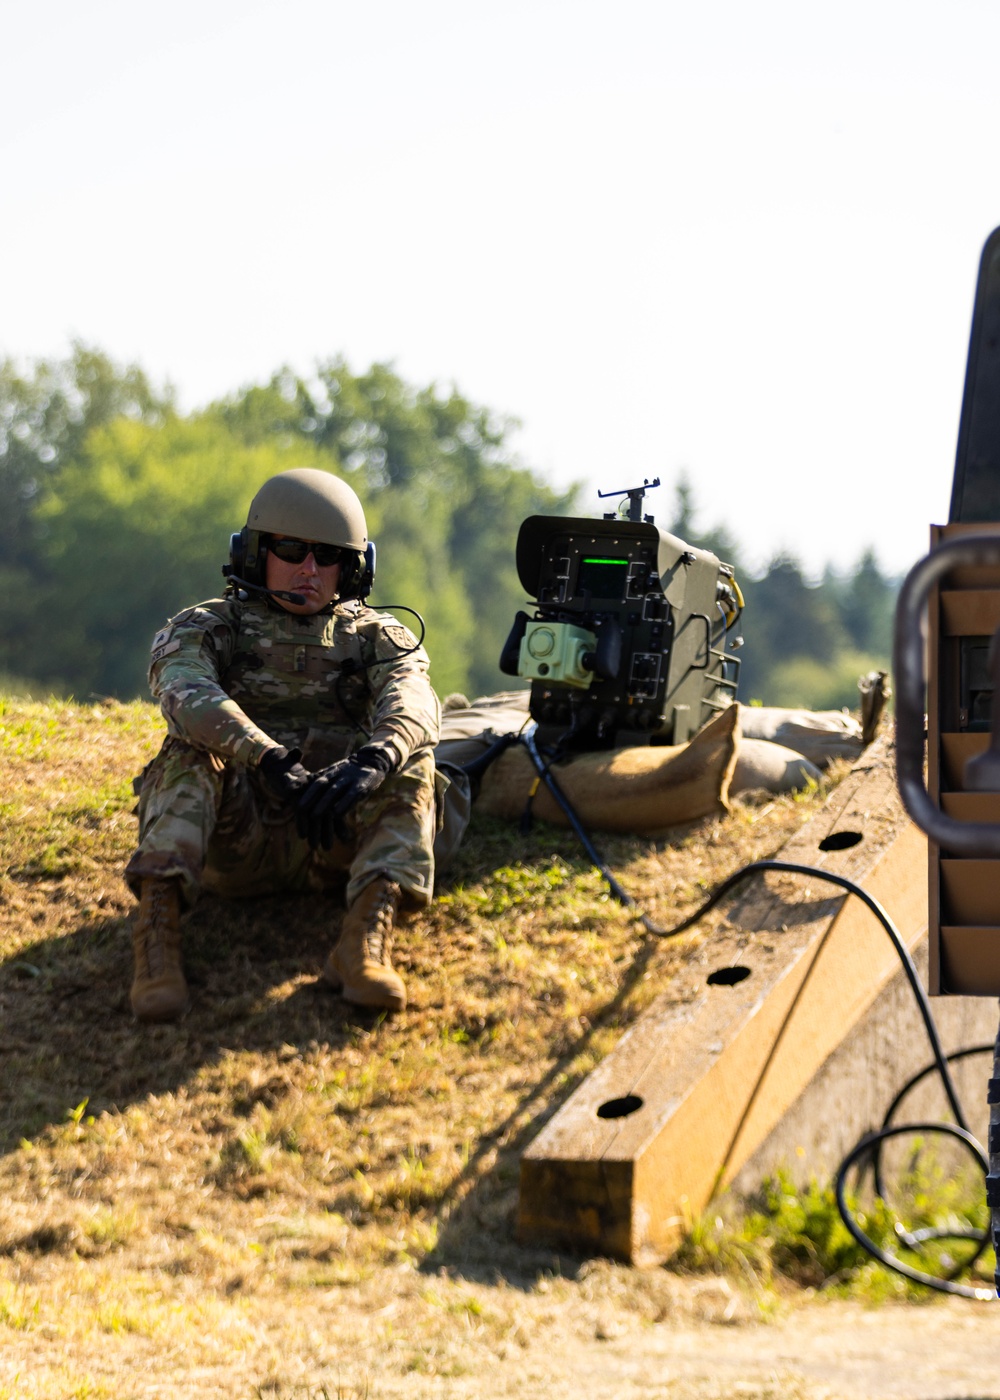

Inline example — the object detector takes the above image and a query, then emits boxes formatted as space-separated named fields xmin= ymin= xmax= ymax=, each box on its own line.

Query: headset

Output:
xmin=224 ymin=528 xmax=377 ymax=604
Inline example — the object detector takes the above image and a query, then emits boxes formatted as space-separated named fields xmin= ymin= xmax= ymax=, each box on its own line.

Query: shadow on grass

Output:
xmin=419 ymin=919 xmax=667 ymax=1288
xmin=420 ymin=839 xmax=860 ymax=1286
xmin=0 ymin=817 xmax=711 ymax=1292
xmin=0 ymin=891 xmax=379 ymax=1153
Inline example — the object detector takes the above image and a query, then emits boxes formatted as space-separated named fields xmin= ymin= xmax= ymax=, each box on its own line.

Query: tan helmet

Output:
xmin=246 ymin=468 xmax=367 ymax=550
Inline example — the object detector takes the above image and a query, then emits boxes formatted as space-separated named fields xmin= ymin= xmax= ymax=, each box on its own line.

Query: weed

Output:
xmin=675 ymin=1165 xmax=993 ymax=1298
xmin=217 ymin=1124 xmax=278 ymax=1181
xmin=67 ymin=1099 xmax=92 ymax=1127
xmin=83 ymin=1207 xmax=139 ymax=1252
xmin=96 ymin=1300 xmax=156 ymax=1336
xmin=0 ymin=1286 xmax=39 ymax=1330
xmin=439 ymin=858 xmax=577 ymax=918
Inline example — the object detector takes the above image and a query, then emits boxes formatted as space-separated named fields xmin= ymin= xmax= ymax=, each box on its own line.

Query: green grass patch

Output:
xmin=676 ymin=1165 xmax=993 ymax=1299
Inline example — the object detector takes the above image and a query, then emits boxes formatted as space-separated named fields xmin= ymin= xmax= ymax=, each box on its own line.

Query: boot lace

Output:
xmin=362 ymin=883 xmax=399 ymax=964
xmin=140 ymin=882 xmax=176 ymax=979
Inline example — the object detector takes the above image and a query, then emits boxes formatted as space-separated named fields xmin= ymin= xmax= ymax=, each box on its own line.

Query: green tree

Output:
xmin=0 ymin=342 xmax=170 ymax=568
xmin=824 ymin=548 xmax=897 ymax=657
xmin=666 ymin=472 xmax=743 ymax=569
xmin=28 ymin=414 xmax=333 ymax=697
xmin=736 ymin=554 xmax=850 ymax=701
xmin=664 ymin=476 xmax=897 ymax=708
xmin=3 ymin=353 xmax=574 ymax=702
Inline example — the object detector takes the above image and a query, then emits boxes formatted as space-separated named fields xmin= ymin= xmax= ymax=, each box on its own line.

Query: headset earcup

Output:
xmin=229 ymin=531 xmax=246 ymax=578
xmin=359 ymin=542 xmax=376 ymax=599
xmin=339 ymin=544 xmax=375 ymax=601
xmin=243 ymin=528 xmax=266 ymax=586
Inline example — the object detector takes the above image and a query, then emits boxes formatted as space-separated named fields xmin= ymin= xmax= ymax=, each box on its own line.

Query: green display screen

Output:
xmin=578 ymin=556 xmax=629 ymax=599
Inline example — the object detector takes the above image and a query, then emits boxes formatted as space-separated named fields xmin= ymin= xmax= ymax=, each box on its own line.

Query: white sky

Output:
xmin=3 ymin=0 xmax=1000 ymax=577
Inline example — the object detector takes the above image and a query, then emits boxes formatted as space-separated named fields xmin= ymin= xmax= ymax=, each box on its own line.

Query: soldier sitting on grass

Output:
xmin=124 ymin=467 xmax=442 ymax=1022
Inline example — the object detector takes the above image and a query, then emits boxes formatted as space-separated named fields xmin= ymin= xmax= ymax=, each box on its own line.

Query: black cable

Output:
xmin=499 ymin=723 xmax=997 ymax=1295
xmin=655 ymin=858 xmax=996 ymax=1299
xmin=333 ymin=603 xmax=427 ymax=743
xmin=520 ymin=724 xmax=671 ymax=936
xmin=835 ymin=1124 xmax=991 ymax=1299
xmin=357 ymin=603 xmax=427 ymax=658
xmin=872 ymin=1044 xmax=994 ymax=1211
xmin=498 ymin=720 xmax=998 ymax=1293
xmin=661 ymin=860 xmax=969 ymax=1127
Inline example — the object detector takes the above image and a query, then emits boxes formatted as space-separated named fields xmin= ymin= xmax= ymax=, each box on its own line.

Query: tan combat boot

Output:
xmin=324 ymin=877 xmax=407 ymax=1012
xmin=130 ymin=877 xmax=188 ymax=1022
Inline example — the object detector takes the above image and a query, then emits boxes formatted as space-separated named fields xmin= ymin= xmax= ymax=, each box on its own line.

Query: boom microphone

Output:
xmin=226 ymin=574 xmax=307 ymax=607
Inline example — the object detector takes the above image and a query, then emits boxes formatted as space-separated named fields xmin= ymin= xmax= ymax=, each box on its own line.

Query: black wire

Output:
xmin=504 ymin=726 xmax=998 ymax=1295
xmin=503 ymin=724 xmax=998 ymax=1295
xmin=332 ymin=603 xmax=427 ymax=743
xmin=355 ymin=603 xmax=427 ymax=659
xmin=835 ymin=1125 xmax=992 ymax=1300
xmin=872 ymin=1044 xmax=994 ymax=1207
xmin=520 ymin=724 xmax=671 ymax=935
xmin=659 ymin=860 xmax=969 ymax=1126
xmin=654 ymin=858 xmax=996 ymax=1299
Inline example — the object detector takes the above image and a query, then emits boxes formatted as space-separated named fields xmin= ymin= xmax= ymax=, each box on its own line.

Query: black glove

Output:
xmin=257 ymin=746 xmax=311 ymax=805
xmin=295 ymin=746 xmax=396 ymax=850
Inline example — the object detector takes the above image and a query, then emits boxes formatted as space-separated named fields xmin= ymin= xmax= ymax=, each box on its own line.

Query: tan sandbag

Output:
xmin=435 ymin=689 xmax=531 ymax=769
xmin=737 ymin=704 xmax=863 ymax=768
xmin=731 ymin=739 xmax=822 ymax=795
xmin=474 ymin=704 xmax=740 ymax=834
xmin=439 ymin=690 xmax=530 ymax=734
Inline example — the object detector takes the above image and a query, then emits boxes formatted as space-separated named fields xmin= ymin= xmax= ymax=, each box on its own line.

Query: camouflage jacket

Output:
xmin=147 ymin=595 xmax=440 ymax=772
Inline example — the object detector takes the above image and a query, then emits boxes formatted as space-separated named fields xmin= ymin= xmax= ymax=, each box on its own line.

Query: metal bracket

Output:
xmin=895 ymin=534 xmax=1000 ymax=856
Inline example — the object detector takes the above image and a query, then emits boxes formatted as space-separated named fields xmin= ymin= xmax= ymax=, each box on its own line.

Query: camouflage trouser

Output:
xmin=124 ymin=738 xmax=445 ymax=911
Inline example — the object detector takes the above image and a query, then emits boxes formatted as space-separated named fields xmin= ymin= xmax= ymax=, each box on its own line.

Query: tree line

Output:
xmin=0 ymin=344 xmax=898 ymax=712
xmin=666 ymin=478 xmax=897 ymax=709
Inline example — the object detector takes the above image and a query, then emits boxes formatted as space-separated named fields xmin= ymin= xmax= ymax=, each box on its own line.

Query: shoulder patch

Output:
xmin=383 ymin=624 xmax=417 ymax=652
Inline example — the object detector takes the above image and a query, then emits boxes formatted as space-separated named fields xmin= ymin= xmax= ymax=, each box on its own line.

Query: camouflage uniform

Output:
xmin=125 ymin=595 xmax=442 ymax=910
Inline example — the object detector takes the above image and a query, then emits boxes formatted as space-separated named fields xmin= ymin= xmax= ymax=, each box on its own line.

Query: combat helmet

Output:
xmin=227 ymin=468 xmax=374 ymax=600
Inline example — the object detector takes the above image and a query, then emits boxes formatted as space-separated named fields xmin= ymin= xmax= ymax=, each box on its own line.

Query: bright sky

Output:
xmin=3 ymin=0 xmax=1000 ymax=578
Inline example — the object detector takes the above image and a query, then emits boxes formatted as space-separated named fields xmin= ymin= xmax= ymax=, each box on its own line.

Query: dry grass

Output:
xmin=0 ymin=694 xmax=843 ymax=1397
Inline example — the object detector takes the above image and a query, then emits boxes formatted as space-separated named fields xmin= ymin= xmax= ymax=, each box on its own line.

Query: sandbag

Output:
xmin=435 ymin=690 xmax=531 ymax=769
xmin=737 ymin=704 xmax=864 ymax=768
xmin=474 ymin=703 xmax=740 ymax=835
xmin=731 ymin=739 xmax=822 ymax=795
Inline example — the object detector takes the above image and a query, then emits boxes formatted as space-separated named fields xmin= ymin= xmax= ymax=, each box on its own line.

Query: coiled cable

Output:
xmin=491 ymin=726 xmax=997 ymax=1294
xmin=647 ymin=859 xmax=996 ymax=1299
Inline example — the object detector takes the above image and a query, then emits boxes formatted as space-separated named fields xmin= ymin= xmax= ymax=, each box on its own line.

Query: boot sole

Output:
xmin=340 ymin=981 xmax=406 ymax=1013
xmin=322 ymin=963 xmax=405 ymax=1012
xmin=131 ymin=995 xmax=190 ymax=1024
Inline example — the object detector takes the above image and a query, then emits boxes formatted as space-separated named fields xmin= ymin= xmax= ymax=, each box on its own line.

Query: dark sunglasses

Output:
xmin=267 ymin=537 xmax=346 ymax=567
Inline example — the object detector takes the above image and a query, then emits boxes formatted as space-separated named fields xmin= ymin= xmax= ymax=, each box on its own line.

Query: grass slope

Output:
xmin=0 ymin=695 xmax=907 ymax=1398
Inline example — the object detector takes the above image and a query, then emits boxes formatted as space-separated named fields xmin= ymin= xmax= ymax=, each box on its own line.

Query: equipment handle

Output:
xmin=689 ymin=612 xmax=712 ymax=671
xmin=895 ymin=534 xmax=1000 ymax=856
